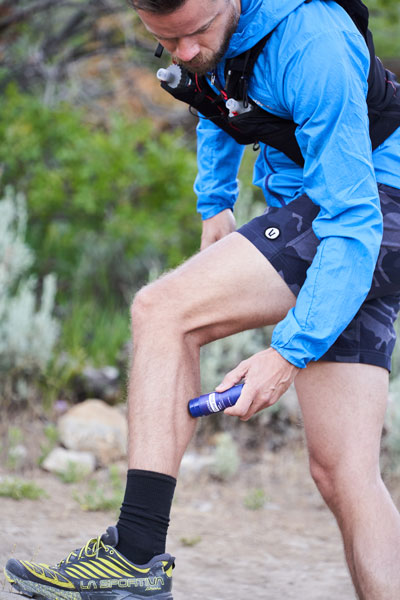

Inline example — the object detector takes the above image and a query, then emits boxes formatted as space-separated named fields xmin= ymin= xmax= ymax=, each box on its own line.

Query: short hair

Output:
xmin=130 ymin=0 xmax=187 ymax=14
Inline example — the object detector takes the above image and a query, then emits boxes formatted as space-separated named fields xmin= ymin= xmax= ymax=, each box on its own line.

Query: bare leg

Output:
xmin=128 ymin=232 xmax=296 ymax=476
xmin=295 ymin=362 xmax=400 ymax=599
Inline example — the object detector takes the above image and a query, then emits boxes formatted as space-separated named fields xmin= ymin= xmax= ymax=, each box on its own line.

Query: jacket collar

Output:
xmin=224 ymin=0 xmax=306 ymax=58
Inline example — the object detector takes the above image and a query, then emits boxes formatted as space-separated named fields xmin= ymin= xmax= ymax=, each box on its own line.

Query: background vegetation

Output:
xmin=0 ymin=0 xmax=399 ymax=423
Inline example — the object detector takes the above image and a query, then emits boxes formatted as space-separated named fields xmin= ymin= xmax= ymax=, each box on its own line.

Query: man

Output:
xmin=5 ymin=0 xmax=400 ymax=598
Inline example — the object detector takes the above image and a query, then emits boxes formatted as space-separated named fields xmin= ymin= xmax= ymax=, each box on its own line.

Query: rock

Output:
xmin=180 ymin=452 xmax=214 ymax=477
xmin=191 ymin=500 xmax=214 ymax=513
xmin=42 ymin=447 xmax=96 ymax=476
xmin=76 ymin=366 xmax=121 ymax=403
xmin=58 ymin=399 xmax=127 ymax=465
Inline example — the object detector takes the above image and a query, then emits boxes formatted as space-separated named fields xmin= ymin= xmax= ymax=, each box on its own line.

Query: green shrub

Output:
xmin=57 ymin=462 xmax=92 ymax=485
xmin=243 ymin=488 xmax=268 ymax=510
xmin=369 ymin=0 xmax=400 ymax=59
xmin=179 ymin=535 xmax=202 ymax=547
xmin=0 ymin=87 xmax=203 ymax=376
xmin=59 ymin=299 xmax=130 ymax=366
xmin=0 ymin=187 xmax=59 ymax=406
xmin=75 ymin=466 xmax=124 ymax=514
xmin=0 ymin=86 xmax=199 ymax=310
xmin=210 ymin=432 xmax=240 ymax=481
xmin=5 ymin=427 xmax=24 ymax=470
xmin=38 ymin=424 xmax=60 ymax=466
xmin=0 ymin=478 xmax=46 ymax=500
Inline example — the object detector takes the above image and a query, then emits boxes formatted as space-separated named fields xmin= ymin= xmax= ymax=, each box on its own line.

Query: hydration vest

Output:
xmin=158 ymin=0 xmax=400 ymax=166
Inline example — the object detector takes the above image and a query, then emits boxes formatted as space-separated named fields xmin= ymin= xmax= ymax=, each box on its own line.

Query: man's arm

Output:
xmin=200 ymin=208 xmax=237 ymax=250
xmin=194 ymin=115 xmax=245 ymax=248
xmin=216 ymin=26 xmax=384 ymax=418
xmin=270 ymin=27 xmax=383 ymax=368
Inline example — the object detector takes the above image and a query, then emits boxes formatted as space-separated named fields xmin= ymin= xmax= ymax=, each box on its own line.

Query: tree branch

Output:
xmin=0 ymin=0 xmax=58 ymax=32
xmin=40 ymin=9 xmax=88 ymax=59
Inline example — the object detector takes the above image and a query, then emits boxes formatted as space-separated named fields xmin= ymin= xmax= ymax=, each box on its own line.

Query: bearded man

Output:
xmin=5 ymin=0 xmax=400 ymax=598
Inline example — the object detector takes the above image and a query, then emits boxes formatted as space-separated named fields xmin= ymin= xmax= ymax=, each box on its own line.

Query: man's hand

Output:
xmin=200 ymin=209 xmax=236 ymax=251
xmin=215 ymin=348 xmax=300 ymax=421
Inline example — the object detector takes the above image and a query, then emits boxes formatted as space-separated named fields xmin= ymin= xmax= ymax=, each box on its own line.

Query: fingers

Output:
xmin=216 ymin=348 xmax=300 ymax=421
xmin=223 ymin=382 xmax=254 ymax=419
xmin=200 ymin=233 xmax=217 ymax=251
xmin=215 ymin=361 xmax=248 ymax=393
xmin=224 ymin=382 xmax=279 ymax=420
xmin=200 ymin=210 xmax=237 ymax=250
xmin=215 ymin=362 xmax=253 ymax=419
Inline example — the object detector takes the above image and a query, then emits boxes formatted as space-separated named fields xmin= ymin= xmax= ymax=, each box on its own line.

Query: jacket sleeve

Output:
xmin=194 ymin=115 xmax=245 ymax=220
xmin=270 ymin=30 xmax=383 ymax=367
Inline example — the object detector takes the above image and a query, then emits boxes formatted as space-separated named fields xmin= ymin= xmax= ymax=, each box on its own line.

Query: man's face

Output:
xmin=138 ymin=0 xmax=240 ymax=75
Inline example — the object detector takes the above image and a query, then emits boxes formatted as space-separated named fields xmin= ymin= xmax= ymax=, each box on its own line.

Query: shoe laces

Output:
xmin=58 ymin=535 xmax=107 ymax=567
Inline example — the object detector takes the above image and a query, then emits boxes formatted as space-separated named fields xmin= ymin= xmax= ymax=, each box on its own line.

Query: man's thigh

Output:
xmin=146 ymin=231 xmax=296 ymax=344
xmin=295 ymin=361 xmax=388 ymax=477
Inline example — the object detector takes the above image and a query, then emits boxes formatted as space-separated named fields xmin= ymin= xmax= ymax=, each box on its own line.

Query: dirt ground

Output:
xmin=0 ymin=437 xmax=367 ymax=600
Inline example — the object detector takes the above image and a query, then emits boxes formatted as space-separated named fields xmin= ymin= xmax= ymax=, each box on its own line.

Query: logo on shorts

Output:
xmin=264 ymin=227 xmax=280 ymax=240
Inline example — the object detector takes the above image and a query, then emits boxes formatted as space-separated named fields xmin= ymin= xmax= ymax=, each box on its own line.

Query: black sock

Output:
xmin=116 ymin=469 xmax=176 ymax=565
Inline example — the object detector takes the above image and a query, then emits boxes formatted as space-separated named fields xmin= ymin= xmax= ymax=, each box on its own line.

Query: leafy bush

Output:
xmin=5 ymin=426 xmax=24 ymax=471
xmin=75 ymin=466 xmax=124 ymax=514
xmin=59 ymin=299 xmax=130 ymax=366
xmin=0 ymin=187 xmax=59 ymax=406
xmin=369 ymin=0 xmax=400 ymax=59
xmin=0 ymin=478 xmax=46 ymax=500
xmin=210 ymin=433 xmax=240 ymax=481
xmin=57 ymin=462 xmax=92 ymax=485
xmin=0 ymin=87 xmax=202 ymax=375
xmin=243 ymin=488 xmax=268 ymax=510
xmin=0 ymin=86 xmax=199 ymax=308
xmin=38 ymin=424 xmax=60 ymax=466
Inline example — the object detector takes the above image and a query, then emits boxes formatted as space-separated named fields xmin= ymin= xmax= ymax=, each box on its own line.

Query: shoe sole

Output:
xmin=4 ymin=568 xmax=173 ymax=600
xmin=5 ymin=567 xmax=78 ymax=600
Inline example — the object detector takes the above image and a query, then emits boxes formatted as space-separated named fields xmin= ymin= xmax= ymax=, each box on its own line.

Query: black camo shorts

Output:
xmin=237 ymin=183 xmax=400 ymax=371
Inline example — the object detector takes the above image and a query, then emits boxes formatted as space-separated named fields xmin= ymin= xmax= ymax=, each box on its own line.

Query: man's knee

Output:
xmin=309 ymin=457 xmax=338 ymax=507
xmin=308 ymin=454 xmax=378 ymax=512
xmin=130 ymin=274 xmax=185 ymax=334
xmin=131 ymin=281 xmax=166 ymax=329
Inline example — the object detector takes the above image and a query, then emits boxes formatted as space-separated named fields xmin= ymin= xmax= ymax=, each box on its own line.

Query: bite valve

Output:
xmin=188 ymin=384 xmax=244 ymax=417
xmin=157 ymin=67 xmax=177 ymax=84
xmin=226 ymin=98 xmax=253 ymax=117
xmin=157 ymin=64 xmax=190 ymax=89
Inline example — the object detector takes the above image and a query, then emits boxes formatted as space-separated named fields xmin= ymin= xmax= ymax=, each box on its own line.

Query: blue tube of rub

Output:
xmin=188 ymin=384 xmax=244 ymax=417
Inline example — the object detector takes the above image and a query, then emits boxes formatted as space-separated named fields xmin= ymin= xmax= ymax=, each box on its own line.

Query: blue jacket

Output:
xmin=194 ymin=0 xmax=400 ymax=368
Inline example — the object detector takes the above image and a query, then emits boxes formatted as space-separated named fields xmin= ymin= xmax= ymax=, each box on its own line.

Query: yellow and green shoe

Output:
xmin=4 ymin=526 xmax=174 ymax=599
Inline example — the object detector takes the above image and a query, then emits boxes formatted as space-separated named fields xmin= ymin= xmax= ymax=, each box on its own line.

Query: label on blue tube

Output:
xmin=188 ymin=384 xmax=244 ymax=417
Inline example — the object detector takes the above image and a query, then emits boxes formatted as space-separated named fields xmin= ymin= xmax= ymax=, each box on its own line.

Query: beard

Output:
xmin=174 ymin=4 xmax=239 ymax=75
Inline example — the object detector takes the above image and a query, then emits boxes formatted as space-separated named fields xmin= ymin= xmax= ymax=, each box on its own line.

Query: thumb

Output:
xmin=215 ymin=361 xmax=248 ymax=393
xmin=200 ymin=231 xmax=217 ymax=251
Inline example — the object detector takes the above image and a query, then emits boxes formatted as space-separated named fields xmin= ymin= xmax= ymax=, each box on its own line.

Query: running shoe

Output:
xmin=4 ymin=526 xmax=174 ymax=599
